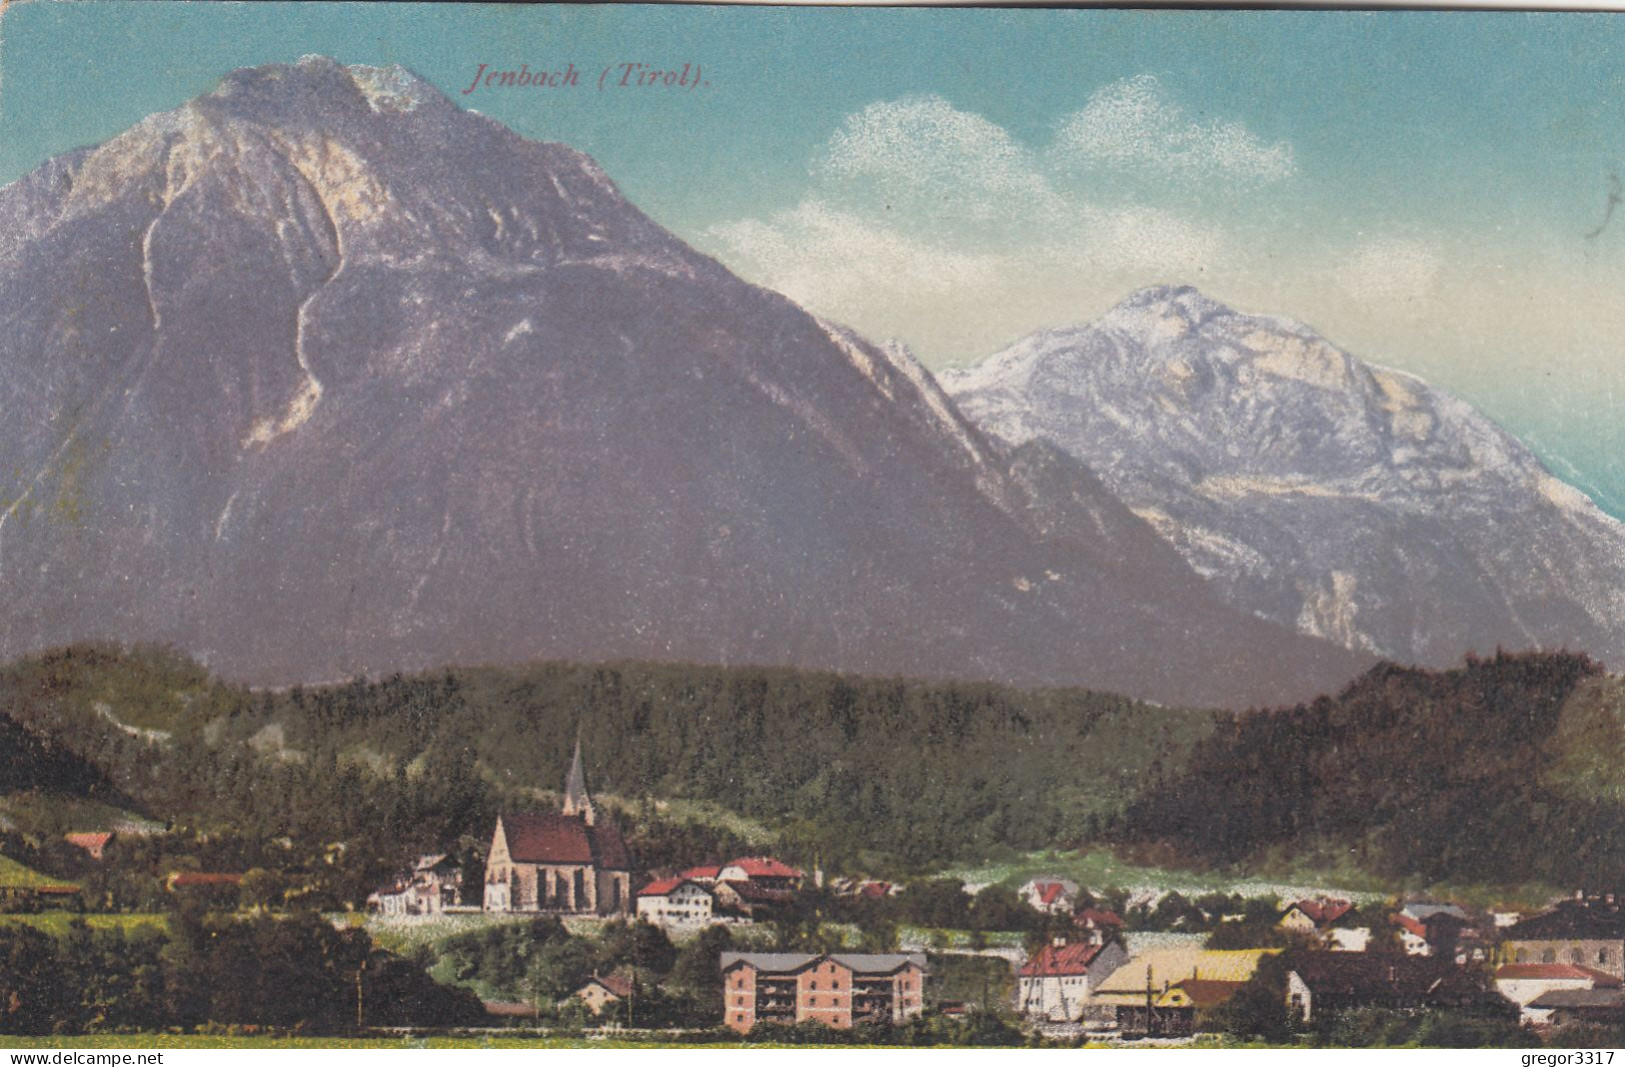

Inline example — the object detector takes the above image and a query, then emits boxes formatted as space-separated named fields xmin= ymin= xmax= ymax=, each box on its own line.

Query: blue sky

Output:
xmin=4 ymin=3 xmax=1625 ymax=514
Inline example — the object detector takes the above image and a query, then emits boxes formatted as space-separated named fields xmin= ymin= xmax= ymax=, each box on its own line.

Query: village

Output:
xmin=7 ymin=735 xmax=1615 ymax=1047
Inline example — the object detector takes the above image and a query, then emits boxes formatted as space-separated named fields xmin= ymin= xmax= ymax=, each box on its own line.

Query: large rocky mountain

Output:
xmin=0 ymin=58 xmax=1367 ymax=707
xmin=943 ymin=285 xmax=1625 ymax=668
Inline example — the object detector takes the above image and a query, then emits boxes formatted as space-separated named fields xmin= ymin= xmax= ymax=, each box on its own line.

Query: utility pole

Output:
xmin=356 ymin=956 xmax=367 ymax=1031
xmin=1144 ymin=964 xmax=1155 ymax=1039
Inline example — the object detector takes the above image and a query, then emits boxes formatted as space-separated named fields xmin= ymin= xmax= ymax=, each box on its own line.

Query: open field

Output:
xmin=0 ymin=912 xmax=169 ymax=936
xmin=941 ymin=845 xmax=1574 ymax=912
xmin=0 ymin=790 xmax=161 ymax=837
xmin=942 ymin=847 xmax=1388 ymax=902
xmin=0 ymin=854 xmax=58 ymax=888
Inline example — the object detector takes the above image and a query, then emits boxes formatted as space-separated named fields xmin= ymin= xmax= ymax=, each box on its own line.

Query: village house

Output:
xmin=1284 ymin=952 xmax=1507 ymax=1023
xmin=1503 ymin=895 xmax=1625 ymax=979
xmin=1525 ymin=988 xmax=1625 ymax=1030
xmin=711 ymin=878 xmax=790 ymax=921
xmin=635 ymin=877 xmax=715 ymax=927
xmin=1016 ymin=938 xmax=1129 ymax=1023
xmin=1494 ymin=963 xmax=1622 ymax=1025
xmin=1277 ymin=898 xmax=1355 ymax=936
xmin=673 ymin=856 xmax=802 ymax=920
xmin=1391 ymin=902 xmax=1482 ymax=960
xmin=64 ymin=832 xmax=113 ymax=861
xmin=720 ymin=952 xmax=927 ymax=1033
xmin=716 ymin=857 xmax=803 ymax=891
xmin=1089 ymin=945 xmax=1275 ymax=1032
xmin=1073 ymin=907 xmax=1125 ymax=939
xmin=1020 ymin=877 xmax=1080 ymax=915
xmin=573 ymin=973 xmax=634 ymax=1016
xmin=368 ymin=854 xmax=463 ymax=916
xmin=1327 ymin=928 xmax=1372 ymax=952
xmin=166 ymin=871 xmax=243 ymax=907
xmin=483 ymin=738 xmax=633 ymax=916
xmin=679 ymin=864 xmax=722 ymax=884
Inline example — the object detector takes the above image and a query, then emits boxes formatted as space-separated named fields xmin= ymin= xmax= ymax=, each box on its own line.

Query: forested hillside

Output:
xmin=0 ymin=645 xmax=1214 ymax=872
xmin=4 ymin=644 xmax=1619 ymax=888
xmin=1117 ymin=650 xmax=1625 ymax=886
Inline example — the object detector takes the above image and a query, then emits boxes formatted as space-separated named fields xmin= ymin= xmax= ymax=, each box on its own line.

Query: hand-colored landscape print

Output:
xmin=1 ymin=2 xmax=1623 ymax=1050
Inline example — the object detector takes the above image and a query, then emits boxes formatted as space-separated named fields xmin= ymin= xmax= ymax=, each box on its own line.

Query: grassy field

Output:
xmin=0 ymin=854 xmax=60 ymax=888
xmin=0 ymin=911 xmax=169 ymax=936
xmin=0 ymin=790 xmax=161 ymax=837
xmin=942 ymin=847 xmax=1398 ymax=903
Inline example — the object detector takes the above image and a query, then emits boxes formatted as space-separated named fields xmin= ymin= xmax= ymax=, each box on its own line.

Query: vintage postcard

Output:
xmin=0 ymin=0 xmax=1622 ymax=1052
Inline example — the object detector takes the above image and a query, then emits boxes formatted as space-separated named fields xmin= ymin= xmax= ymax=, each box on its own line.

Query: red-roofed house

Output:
xmin=680 ymin=865 xmax=723 ymax=884
xmin=636 ymin=877 xmax=714 ymax=927
xmin=482 ymin=738 xmax=633 ymax=916
xmin=1279 ymin=898 xmax=1356 ymax=934
xmin=1017 ymin=938 xmax=1129 ymax=1022
xmin=717 ymin=857 xmax=803 ymax=891
xmin=1496 ymin=963 xmax=1621 ymax=1023
xmin=166 ymin=871 xmax=244 ymax=906
xmin=574 ymin=973 xmax=635 ymax=1015
xmin=1075 ymin=907 xmax=1126 ymax=934
xmin=64 ymin=832 xmax=113 ymax=861
xmin=1020 ymin=877 xmax=1080 ymax=915
xmin=1395 ymin=909 xmax=1474 ymax=959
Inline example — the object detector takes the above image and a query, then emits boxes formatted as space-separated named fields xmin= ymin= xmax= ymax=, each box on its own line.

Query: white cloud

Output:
xmin=818 ymin=95 xmax=1063 ymax=220
xmin=707 ymin=199 xmax=1003 ymax=311
xmin=1334 ymin=237 xmax=1442 ymax=309
xmin=700 ymin=84 xmax=1268 ymax=359
xmin=1052 ymin=75 xmax=1296 ymax=184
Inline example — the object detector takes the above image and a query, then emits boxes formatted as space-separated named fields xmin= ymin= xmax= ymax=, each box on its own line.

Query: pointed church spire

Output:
xmin=562 ymin=727 xmax=595 ymax=824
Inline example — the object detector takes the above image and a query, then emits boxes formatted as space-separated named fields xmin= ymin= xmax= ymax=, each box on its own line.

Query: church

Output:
xmin=482 ymin=737 xmax=634 ymax=915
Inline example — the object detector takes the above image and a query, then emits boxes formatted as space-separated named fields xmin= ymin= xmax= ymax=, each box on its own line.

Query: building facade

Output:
xmin=483 ymin=738 xmax=633 ymax=916
xmin=1504 ymin=901 xmax=1625 ymax=979
xmin=720 ymin=952 xmax=927 ymax=1033
xmin=1017 ymin=939 xmax=1128 ymax=1022
xmin=636 ymin=877 xmax=715 ymax=926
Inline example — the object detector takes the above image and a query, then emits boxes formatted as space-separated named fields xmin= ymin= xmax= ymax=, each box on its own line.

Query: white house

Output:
xmin=1020 ymin=877 xmax=1080 ymax=915
xmin=1016 ymin=939 xmax=1128 ymax=1022
xmin=1494 ymin=963 xmax=1621 ymax=1025
xmin=636 ymin=877 xmax=715 ymax=926
xmin=1328 ymin=928 xmax=1372 ymax=952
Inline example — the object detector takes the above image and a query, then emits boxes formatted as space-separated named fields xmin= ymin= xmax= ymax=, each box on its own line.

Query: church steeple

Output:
xmin=562 ymin=729 xmax=595 ymax=825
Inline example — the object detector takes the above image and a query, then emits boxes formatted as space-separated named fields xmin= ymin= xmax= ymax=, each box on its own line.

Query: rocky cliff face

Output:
xmin=0 ymin=59 xmax=1367 ymax=706
xmin=944 ymin=285 xmax=1625 ymax=668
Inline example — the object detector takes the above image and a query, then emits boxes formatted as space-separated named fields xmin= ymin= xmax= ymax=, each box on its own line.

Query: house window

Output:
xmin=1543 ymin=949 xmax=1557 ymax=964
xmin=1602 ymin=949 xmax=1612 ymax=965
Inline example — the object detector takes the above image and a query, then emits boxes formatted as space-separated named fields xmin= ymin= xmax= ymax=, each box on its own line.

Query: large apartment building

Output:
xmin=719 ymin=952 xmax=927 ymax=1032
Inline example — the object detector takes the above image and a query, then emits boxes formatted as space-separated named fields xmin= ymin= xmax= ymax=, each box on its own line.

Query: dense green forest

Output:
xmin=1117 ymin=650 xmax=1625 ymax=886
xmin=2 ymin=643 xmax=1622 ymax=891
xmin=0 ymin=644 xmax=1214 ymax=877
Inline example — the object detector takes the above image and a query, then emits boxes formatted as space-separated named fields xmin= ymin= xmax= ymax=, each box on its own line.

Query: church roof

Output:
xmin=563 ymin=733 xmax=593 ymax=817
xmin=500 ymin=812 xmax=630 ymax=870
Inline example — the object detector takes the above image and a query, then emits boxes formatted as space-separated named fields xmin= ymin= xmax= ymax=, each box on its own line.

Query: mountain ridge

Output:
xmin=0 ymin=58 xmax=1368 ymax=708
xmin=943 ymin=284 xmax=1625 ymax=667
